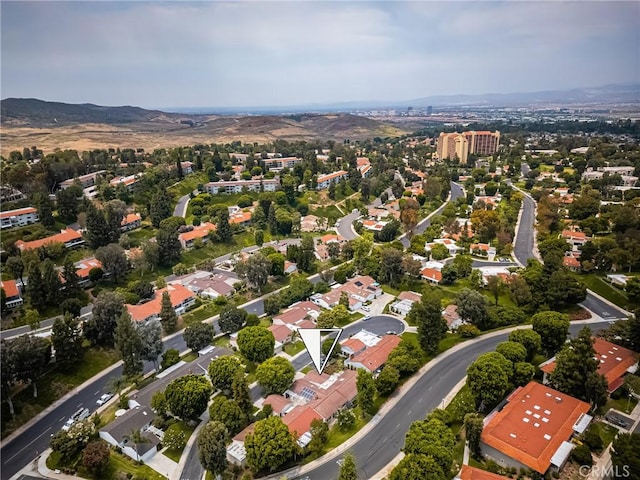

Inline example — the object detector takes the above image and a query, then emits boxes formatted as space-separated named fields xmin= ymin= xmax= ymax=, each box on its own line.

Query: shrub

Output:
xmin=572 ymin=444 xmax=592 ymax=466
xmin=457 ymin=324 xmax=481 ymax=338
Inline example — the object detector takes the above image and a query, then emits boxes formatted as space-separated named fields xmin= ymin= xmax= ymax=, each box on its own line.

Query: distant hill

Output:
xmin=0 ymin=98 xmax=183 ymax=126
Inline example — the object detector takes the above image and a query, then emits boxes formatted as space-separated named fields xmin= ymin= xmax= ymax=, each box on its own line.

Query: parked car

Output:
xmin=62 ymin=407 xmax=90 ymax=431
xmin=363 ymin=315 xmax=371 ymax=321
xmin=96 ymin=393 xmax=113 ymax=406
xmin=362 ymin=306 xmax=370 ymax=312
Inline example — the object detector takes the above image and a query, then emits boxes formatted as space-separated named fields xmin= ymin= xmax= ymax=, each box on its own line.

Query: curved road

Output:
xmin=283 ymin=321 xmax=612 ymax=480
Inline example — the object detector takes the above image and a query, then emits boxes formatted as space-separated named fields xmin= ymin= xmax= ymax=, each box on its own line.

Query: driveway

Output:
xmin=364 ymin=293 xmax=395 ymax=316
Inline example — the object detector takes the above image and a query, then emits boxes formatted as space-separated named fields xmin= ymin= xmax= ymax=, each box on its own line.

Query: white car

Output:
xmin=96 ymin=393 xmax=114 ymax=406
xmin=362 ymin=306 xmax=370 ymax=312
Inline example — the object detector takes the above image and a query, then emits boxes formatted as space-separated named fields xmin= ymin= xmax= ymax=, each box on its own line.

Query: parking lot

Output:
xmin=605 ymin=409 xmax=635 ymax=430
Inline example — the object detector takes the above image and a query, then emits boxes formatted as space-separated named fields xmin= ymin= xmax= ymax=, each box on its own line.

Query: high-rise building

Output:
xmin=436 ymin=130 xmax=500 ymax=163
xmin=426 ymin=106 xmax=433 ymax=116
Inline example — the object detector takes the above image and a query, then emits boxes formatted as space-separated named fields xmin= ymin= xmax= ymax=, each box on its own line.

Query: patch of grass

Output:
xmin=577 ymin=274 xmax=632 ymax=310
xmin=603 ymin=395 xmax=638 ymax=415
xmin=381 ymin=284 xmax=401 ymax=296
xmin=163 ymin=421 xmax=196 ymax=462
xmin=444 ymin=385 xmax=476 ymax=424
xmin=301 ymin=365 xmax=312 ymax=374
xmin=126 ymin=225 xmax=157 ymax=246
xmin=101 ymin=449 xmax=166 ymax=480
xmin=2 ymin=346 xmax=119 ymax=437
xmin=167 ymin=172 xmax=209 ymax=198
xmin=589 ymin=422 xmax=618 ymax=450
xmin=213 ymin=336 xmax=231 ymax=348
xmin=310 ymin=205 xmax=343 ymax=222
xmin=181 ymin=302 xmax=224 ymax=325
xmin=180 ymin=232 xmax=256 ymax=268
xmin=283 ymin=341 xmax=305 ymax=357
xmin=438 ymin=333 xmax=466 ymax=354
xmin=181 ymin=351 xmax=198 ymax=362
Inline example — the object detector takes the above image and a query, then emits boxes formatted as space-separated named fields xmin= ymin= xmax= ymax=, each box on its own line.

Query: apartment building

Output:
xmin=316 ymin=170 xmax=349 ymax=190
xmin=16 ymin=228 xmax=84 ymax=251
xmin=204 ymin=178 xmax=279 ymax=194
xmin=261 ymin=157 xmax=303 ymax=171
xmin=436 ymin=131 xmax=500 ymax=163
xmin=125 ymin=284 xmax=196 ymax=323
xmin=0 ymin=207 xmax=39 ymax=229
xmin=60 ymin=170 xmax=106 ymax=189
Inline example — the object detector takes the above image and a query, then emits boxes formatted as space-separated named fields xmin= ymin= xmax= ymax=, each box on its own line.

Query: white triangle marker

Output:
xmin=298 ymin=328 xmax=343 ymax=375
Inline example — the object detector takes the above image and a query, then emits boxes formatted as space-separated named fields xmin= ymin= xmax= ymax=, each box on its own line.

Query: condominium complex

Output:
xmin=436 ymin=130 xmax=500 ymax=163
xmin=204 ymin=178 xmax=279 ymax=194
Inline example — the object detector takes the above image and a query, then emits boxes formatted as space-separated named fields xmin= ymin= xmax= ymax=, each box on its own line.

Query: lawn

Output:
xmin=303 ymin=407 xmax=367 ymax=463
xmin=180 ymin=231 xmax=256 ymax=267
xmin=1 ymin=346 xmax=119 ymax=438
xmin=181 ymin=351 xmax=199 ymax=362
xmin=309 ymin=205 xmax=343 ymax=223
xmin=181 ymin=301 xmax=224 ymax=325
xmin=578 ymin=273 xmax=632 ymax=310
xmin=586 ymin=422 xmax=618 ymax=451
xmin=283 ymin=340 xmax=305 ymax=357
xmin=126 ymin=225 xmax=157 ymax=246
xmin=602 ymin=394 xmax=638 ymax=415
xmin=163 ymin=421 xmax=196 ymax=463
xmin=167 ymin=171 xmax=208 ymax=198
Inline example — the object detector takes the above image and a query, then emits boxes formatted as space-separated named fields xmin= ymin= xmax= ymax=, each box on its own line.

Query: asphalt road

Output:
xmin=0 ymin=306 xmax=93 ymax=341
xmin=335 ymin=210 xmax=360 ymax=241
xmin=511 ymin=186 xmax=628 ymax=321
xmin=174 ymin=192 xmax=193 ymax=218
xmin=399 ymin=182 xmax=465 ymax=248
xmin=286 ymin=321 xmax=612 ymax=480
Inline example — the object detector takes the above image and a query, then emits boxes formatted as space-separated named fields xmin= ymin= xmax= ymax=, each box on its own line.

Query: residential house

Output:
xmin=562 ymin=253 xmax=581 ymax=272
xmin=272 ymin=301 xmax=321 ymax=331
xmin=178 ymin=222 xmax=216 ymax=249
xmin=15 ymin=228 xmax=84 ymax=251
xmin=361 ymin=219 xmax=388 ymax=232
xmin=204 ymin=178 xmax=278 ymax=194
xmin=389 ymin=291 xmax=422 ymax=316
xmin=73 ymin=258 xmax=103 ymax=287
xmin=99 ymin=404 xmax=161 ymax=463
xmin=226 ymin=424 xmax=255 ymax=467
xmin=316 ymin=171 xmax=349 ymax=190
xmin=344 ymin=334 xmax=401 ymax=374
xmin=120 ymin=213 xmax=142 ymax=232
xmin=470 ymin=243 xmax=497 ymax=259
xmin=443 ymin=304 xmax=464 ymax=330
xmin=263 ymin=394 xmax=293 ymax=417
xmin=268 ymin=324 xmax=294 ymax=353
xmin=561 ymin=230 xmax=590 ymax=252
xmin=110 ymin=174 xmax=141 ymax=191
xmin=607 ymin=274 xmax=630 ymax=287
xmin=301 ymin=215 xmax=321 ymax=232
xmin=357 ymin=157 xmax=372 ymax=178
xmin=282 ymin=406 xmax=323 ymax=447
xmin=0 ymin=207 xmax=39 ymax=229
xmin=180 ymin=161 xmax=193 ymax=174
xmin=421 ymin=261 xmax=445 ymax=284
xmin=125 ymin=284 xmax=196 ymax=323
xmin=341 ymin=337 xmax=366 ymax=357
xmin=1 ymin=279 xmax=23 ymax=309
xmin=480 ymin=382 xmax=592 ymax=475
xmin=284 ymin=261 xmax=298 ymax=274
xmin=229 ymin=211 xmax=252 ymax=227
xmin=425 ymin=238 xmax=463 ymax=257
xmin=170 ymin=271 xmax=240 ymax=299
xmin=540 ymin=338 xmax=638 ymax=393
xmin=310 ymin=275 xmax=382 ymax=311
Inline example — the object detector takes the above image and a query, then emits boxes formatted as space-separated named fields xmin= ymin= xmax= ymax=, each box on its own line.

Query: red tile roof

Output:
xmin=320 ymin=234 xmax=343 ymax=244
xmin=0 ymin=207 xmax=37 ymax=219
xmin=268 ymin=324 xmax=293 ymax=343
xmin=75 ymin=258 xmax=103 ymax=278
xmin=121 ymin=213 xmax=141 ymax=226
xmin=263 ymin=395 xmax=291 ymax=415
xmin=282 ymin=406 xmax=322 ymax=439
xmin=318 ymin=170 xmax=348 ymax=183
xmin=421 ymin=268 xmax=442 ymax=283
xmin=459 ymin=465 xmax=510 ymax=480
xmin=125 ymin=284 xmax=195 ymax=322
xmin=561 ymin=230 xmax=587 ymax=240
xmin=0 ymin=279 xmax=20 ymax=298
xmin=178 ymin=222 xmax=215 ymax=243
xmin=348 ymin=335 xmax=401 ymax=372
xmin=229 ymin=211 xmax=252 ymax=225
xmin=481 ymin=382 xmax=591 ymax=474
xmin=16 ymin=229 xmax=83 ymax=251
xmin=341 ymin=338 xmax=365 ymax=354
xmin=563 ymin=256 xmax=581 ymax=268
xmin=398 ymin=291 xmax=422 ymax=303
xmin=541 ymin=338 xmax=638 ymax=392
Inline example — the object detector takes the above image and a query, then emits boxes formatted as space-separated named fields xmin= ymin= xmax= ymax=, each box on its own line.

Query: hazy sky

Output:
xmin=2 ymin=1 xmax=639 ymax=108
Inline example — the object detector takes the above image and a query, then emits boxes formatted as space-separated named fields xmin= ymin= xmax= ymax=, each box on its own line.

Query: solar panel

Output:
xmin=300 ymin=387 xmax=315 ymax=401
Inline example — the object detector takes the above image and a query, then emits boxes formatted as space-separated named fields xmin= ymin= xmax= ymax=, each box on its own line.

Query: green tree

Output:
xmin=151 ymin=391 xmax=168 ymax=416
xmin=41 ymin=259 xmax=62 ymax=305
xmin=208 ymin=356 xmax=243 ymax=392
xmin=237 ymin=326 xmax=275 ymax=363
xmin=611 ymin=433 xmax=640 ymax=479
xmin=307 ymin=418 xmax=329 ymax=454
xmin=216 ymin=210 xmax=233 ymax=243
xmin=115 ymin=312 xmax=143 ymax=377
xmin=6 ymin=334 xmax=51 ymax=398
xmin=95 ymin=243 xmax=128 ymax=283
xmin=159 ymin=290 xmax=178 ymax=333
xmin=197 ymin=421 xmax=229 ymax=476
xmin=6 ymin=256 xmax=24 ymax=285
xmin=84 ymin=291 xmax=124 ymax=345
xmin=496 ymin=341 xmax=527 ymax=364
xmin=456 ymin=288 xmax=490 ymax=330
xmin=403 ymin=417 xmax=454 ymax=473
xmin=245 ymin=416 xmax=296 ymax=473
xmin=467 ymin=352 xmax=511 ymax=411
xmin=236 ymin=252 xmax=271 ymax=293
xmin=254 ymin=229 xmax=264 ymax=247
xmin=218 ymin=305 xmax=248 ymax=333
xmin=24 ymin=308 xmax=41 ymax=331
xmin=156 ymin=227 xmax=181 ymax=266
xmin=33 ymin=192 xmax=54 ymax=228
xmin=508 ymin=329 xmax=542 ymax=360
xmin=408 ymin=292 xmax=447 ymax=355
xmin=137 ymin=320 xmax=163 ymax=370
xmin=82 ymin=441 xmax=110 ymax=475
xmin=209 ymin=396 xmax=248 ymax=436
xmin=387 ymin=340 xmax=421 ymax=376
xmin=255 ymin=356 xmax=295 ymax=395
xmin=61 ymin=258 xmax=81 ymax=296
xmin=268 ymin=252 xmax=286 ymax=276
xmin=512 ymin=362 xmax=536 ymax=386
xmin=85 ymin=202 xmax=110 ymax=249
xmin=26 ymin=261 xmax=45 ymax=310
xmin=389 ymin=454 xmax=445 ymax=480
xmin=486 ymin=275 xmax=502 ymax=305
xmin=165 ymin=374 xmax=212 ymax=421
xmin=150 ymin=189 xmax=173 ymax=228
xmin=532 ymin=311 xmax=570 ymax=355
xmin=338 ymin=452 xmax=358 ymax=480
xmin=184 ymin=323 xmax=215 ymax=352
xmin=328 ymin=242 xmax=341 ymax=262
xmin=452 ymin=255 xmax=473 ymax=278
xmin=549 ymin=327 xmax=608 ymax=408
xmin=231 ymin=370 xmax=253 ymax=414
xmin=316 ymin=304 xmax=350 ymax=329
xmin=464 ymin=413 xmax=484 ymax=456
xmin=356 ymin=369 xmax=376 ymax=416
xmin=376 ymin=365 xmax=400 ymax=396
xmin=161 ymin=348 xmax=180 ymax=369
xmin=379 ymin=247 xmax=405 ymax=286
xmin=51 ymin=314 xmax=83 ymax=369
